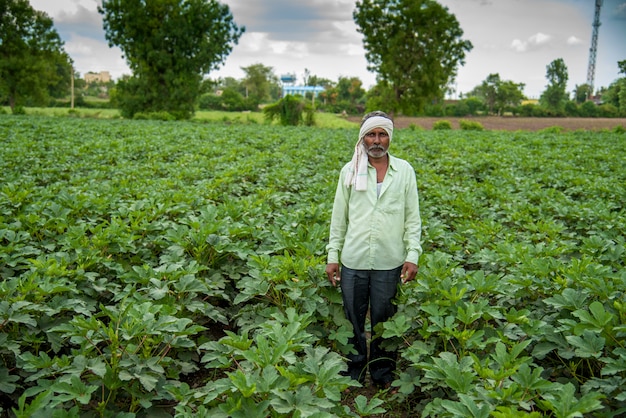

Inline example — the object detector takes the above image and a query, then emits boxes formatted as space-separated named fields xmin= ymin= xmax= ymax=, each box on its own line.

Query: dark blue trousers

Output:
xmin=340 ymin=265 xmax=402 ymax=386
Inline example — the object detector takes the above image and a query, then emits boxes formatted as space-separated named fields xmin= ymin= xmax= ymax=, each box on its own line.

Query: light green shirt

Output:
xmin=327 ymin=154 xmax=422 ymax=270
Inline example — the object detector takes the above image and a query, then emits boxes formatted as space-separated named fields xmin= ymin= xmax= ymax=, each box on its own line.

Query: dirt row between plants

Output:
xmin=348 ymin=116 xmax=626 ymax=131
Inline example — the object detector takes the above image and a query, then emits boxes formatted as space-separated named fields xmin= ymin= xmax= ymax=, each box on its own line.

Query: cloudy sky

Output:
xmin=29 ymin=0 xmax=626 ymax=99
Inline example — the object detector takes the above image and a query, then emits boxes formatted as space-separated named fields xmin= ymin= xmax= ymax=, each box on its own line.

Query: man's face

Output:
xmin=363 ymin=128 xmax=390 ymax=159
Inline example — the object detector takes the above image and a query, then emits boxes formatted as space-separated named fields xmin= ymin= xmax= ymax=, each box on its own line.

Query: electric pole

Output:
xmin=586 ymin=0 xmax=603 ymax=100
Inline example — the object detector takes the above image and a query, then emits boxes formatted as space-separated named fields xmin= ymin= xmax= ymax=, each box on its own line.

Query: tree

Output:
xmin=241 ymin=63 xmax=278 ymax=107
xmin=263 ymin=95 xmax=314 ymax=126
xmin=480 ymin=73 xmax=500 ymax=114
xmin=573 ymin=84 xmax=592 ymax=104
xmin=473 ymin=74 xmax=524 ymax=115
xmin=99 ymin=0 xmax=244 ymax=119
xmin=354 ymin=0 xmax=472 ymax=115
xmin=540 ymin=58 xmax=569 ymax=113
xmin=336 ymin=77 xmax=366 ymax=105
xmin=0 ymin=0 xmax=71 ymax=112
xmin=619 ymin=61 xmax=626 ymax=116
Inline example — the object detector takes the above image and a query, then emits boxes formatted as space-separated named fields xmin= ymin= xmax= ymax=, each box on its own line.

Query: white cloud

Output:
xmin=567 ymin=36 xmax=583 ymax=45
xmin=510 ymin=32 xmax=552 ymax=52
xmin=511 ymin=39 xmax=527 ymax=52
xmin=529 ymin=32 xmax=551 ymax=45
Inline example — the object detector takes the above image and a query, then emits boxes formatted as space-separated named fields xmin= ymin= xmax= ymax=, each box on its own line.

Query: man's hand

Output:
xmin=401 ymin=262 xmax=418 ymax=284
xmin=325 ymin=263 xmax=341 ymax=287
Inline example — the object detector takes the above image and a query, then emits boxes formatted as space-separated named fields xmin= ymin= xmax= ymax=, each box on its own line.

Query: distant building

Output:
xmin=84 ymin=71 xmax=111 ymax=84
xmin=282 ymin=85 xmax=325 ymax=98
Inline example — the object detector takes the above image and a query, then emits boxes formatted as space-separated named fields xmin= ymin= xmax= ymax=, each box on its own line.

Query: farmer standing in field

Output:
xmin=325 ymin=110 xmax=422 ymax=390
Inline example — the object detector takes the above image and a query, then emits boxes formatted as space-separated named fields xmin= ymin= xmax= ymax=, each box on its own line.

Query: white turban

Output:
xmin=344 ymin=116 xmax=394 ymax=190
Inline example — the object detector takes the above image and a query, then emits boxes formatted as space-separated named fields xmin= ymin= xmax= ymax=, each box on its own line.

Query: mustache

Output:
xmin=367 ymin=145 xmax=385 ymax=152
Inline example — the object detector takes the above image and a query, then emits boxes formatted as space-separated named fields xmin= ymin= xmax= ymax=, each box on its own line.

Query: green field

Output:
xmin=1 ymin=107 xmax=358 ymax=129
xmin=1 ymin=115 xmax=625 ymax=417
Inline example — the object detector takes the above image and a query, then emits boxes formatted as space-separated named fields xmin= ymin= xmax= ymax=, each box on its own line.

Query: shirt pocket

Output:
xmin=380 ymin=192 xmax=404 ymax=214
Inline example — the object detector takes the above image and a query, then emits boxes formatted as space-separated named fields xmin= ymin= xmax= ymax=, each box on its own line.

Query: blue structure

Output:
xmin=282 ymin=85 xmax=325 ymax=98
xmin=280 ymin=74 xmax=296 ymax=84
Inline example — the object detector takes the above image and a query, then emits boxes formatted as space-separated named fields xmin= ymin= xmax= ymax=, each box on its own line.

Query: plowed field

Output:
xmin=350 ymin=116 xmax=626 ymax=131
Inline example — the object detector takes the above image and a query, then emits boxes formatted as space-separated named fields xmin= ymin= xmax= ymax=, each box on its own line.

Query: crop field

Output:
xmin=1 ymin=115 xmax=625 ymax=417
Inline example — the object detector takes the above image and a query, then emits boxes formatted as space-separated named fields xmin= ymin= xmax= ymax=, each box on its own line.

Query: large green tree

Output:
xmin=241 ymin=63 xmax=278 ymax=107
xmin=478 ymin=73 xmax=525 ymax=115
xmin=99 ymin=0 xmax=244 ymax=119
xmin=354 ymin=0 xmax=472 ymax=115
xmin=540 ymin=58 xmax=569 ymax=113
xmin=0 ymin=0 xmax=71 ymax=112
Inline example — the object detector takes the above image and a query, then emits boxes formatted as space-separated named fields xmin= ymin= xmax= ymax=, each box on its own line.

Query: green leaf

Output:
xmin=538 ymin=382 xmax=604 ymax=418
xmin=572 ymin=301 xmax=615 ymax=332
xmin=441 ymin=393 xmax=491 ymax=418
xmin=354 ymin=394 xmax=386 ymax=416
xmin=13 ymin=390 xmax=53 ymax=418
xmin=511 ymin=364 xmax=551 ymax=392
xmin=0 ymin=367 xmax=19 ymax=393
xmin=565 ymin=330 xmax=605 ymax=358
xmin=382 ymin=313 xmax=411 ymax=338
xmin=270 ymin=386 xmax=333 ymax=415
xmin=52 ymin=375 xmax=98 ymax=404
xmin=228 ymin=369 xmax=257 ymax=398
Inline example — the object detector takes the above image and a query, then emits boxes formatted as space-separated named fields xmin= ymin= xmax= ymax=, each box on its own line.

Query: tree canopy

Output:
xmin=478 ymin=74 xmax=525 ymax=115
xmin=241 ymin=63 xmax=278 ymax=107
xmin=540 ymin=58 xmax=569 ymax=113
xmin=0 ymin=0 xmax=71 ymax=112
xmin=99 ymin=0 xmax=244 ymax=119
xmin=354 ymin=0 xmax=472 ymax=115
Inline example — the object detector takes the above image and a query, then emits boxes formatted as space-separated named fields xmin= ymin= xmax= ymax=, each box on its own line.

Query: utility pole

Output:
xmin=586 ymin=0 xmax=603 ymax=100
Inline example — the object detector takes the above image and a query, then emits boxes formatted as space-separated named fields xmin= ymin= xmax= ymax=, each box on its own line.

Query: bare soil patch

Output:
xmin=348 ymin=116 xmax=626 ymax=131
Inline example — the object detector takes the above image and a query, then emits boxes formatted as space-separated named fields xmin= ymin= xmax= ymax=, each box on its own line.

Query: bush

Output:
xmin=518 ymin=103 xmax=536 ymax=117
xmin=432 ymin=120 xmax=452 ymax=130
xmin=531 ymin=106 xmax=548 ymax=117
xmin=598 ymin=104 xmax=619 ymax=117
xmin=407 ymin=123 xmax=424 ymax=131
xmin=424 ymin=104 xmax=445 ymax=117
xmin=564 ymin=101 xmax=579 ymax=117
xmin=614 ymin=125 xmax=626 ymax=134
xmin=579 ymin=101 xmax=599 ymax=117
xmin=263 ymin=95 xmax=315 ymax=126
xmin=459 ymin=119 xmax=484 ymax=131
xmin=198 ymin=93 xmax=224 ymax=110
xmin=12 ymin=105 xmax=26 ymax=115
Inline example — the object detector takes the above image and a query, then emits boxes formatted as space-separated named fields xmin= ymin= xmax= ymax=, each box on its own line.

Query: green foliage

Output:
xmin=133 ymin=111 xmax=177 ymax=121
xmin=580 ymin=100 xmax=599 ymax=117
xmin=459 ymin=119 xmax=484 ymax=131
xmin=540 ymin=58 xmax=569 ymax=112
xmin=263 ymin=95 xmax=315 ymax=126
xmin=98 ymin=0 xmax=244 ymax=119
xmin=198 ymin=88 xmax=257 ymax=112
xmin=538 ymin=126 xmax=564 ymax=134
xmin=433 ymin=120 xmax=453 ymax=130
xmin=479 ymin=73 xmax=525 ymax=115
xmin=354 ymin=0 xmax=473 ymax=114
xmin=0 ymin=0 xmax=71 ymax=112
xmin=1 ymin=116 xmax=626 ymax=416
xmin=241 ymin=63 xmax=278 ymax=107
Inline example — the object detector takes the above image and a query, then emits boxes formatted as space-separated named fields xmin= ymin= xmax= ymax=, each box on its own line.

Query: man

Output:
xmin=325 ymin=110 xmax=422 ymax=389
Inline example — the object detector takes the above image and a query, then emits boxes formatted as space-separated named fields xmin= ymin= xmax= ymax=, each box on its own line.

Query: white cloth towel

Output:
xmin=345 ymin=116 xmax=394 ymax=191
